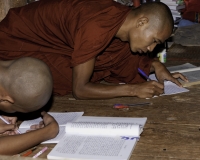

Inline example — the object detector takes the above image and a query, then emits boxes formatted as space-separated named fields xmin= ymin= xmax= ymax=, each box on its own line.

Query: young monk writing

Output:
xmin=0 ymin=57 xmax=59 ymax=155
xmin=0 ymin=0 xmax=188 ymax=99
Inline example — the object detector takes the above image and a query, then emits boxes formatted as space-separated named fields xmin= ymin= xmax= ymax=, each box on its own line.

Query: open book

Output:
xmin=170 ymin=66 xmax=200 ymax=87
xmin=148 ymin=63 xmax=200 ymax=96
xmin=163 ymin=63 xmax=200 ymax=87
xmin=47 ymin=116 xmax=147 ymax=160
xmin=19 ymin=112 xmax=84 ymax=143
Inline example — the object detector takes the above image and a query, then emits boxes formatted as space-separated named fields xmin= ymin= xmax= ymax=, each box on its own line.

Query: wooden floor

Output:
xmin=2 ymin=44 xmax=200 ymax=160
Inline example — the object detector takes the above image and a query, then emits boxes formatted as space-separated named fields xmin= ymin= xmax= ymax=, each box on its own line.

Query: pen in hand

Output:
xmin=0 ymin=116 xmax=21 ymax=134
xmin=138 ymin=68 xmax=151 ymax=81
xmin=138 ymin=68 xmax=166 ymax=95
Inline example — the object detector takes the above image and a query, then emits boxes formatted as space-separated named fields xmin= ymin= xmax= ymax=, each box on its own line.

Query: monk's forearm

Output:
xmin=72 ymin=58 xmax=155 ymax=99
xmin=150 ymin=59 xmax=164 ymax=73
xmin=73 ymin=82 xmax=138 ymax=99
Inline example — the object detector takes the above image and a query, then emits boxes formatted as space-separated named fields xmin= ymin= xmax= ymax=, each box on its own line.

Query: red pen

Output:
xmin=21 ymin=147 xmax=37 ymax=157
xmin=113 ymin=102 xmax=151 ymax=109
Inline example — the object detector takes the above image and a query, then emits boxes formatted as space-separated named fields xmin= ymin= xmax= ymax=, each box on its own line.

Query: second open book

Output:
xmin=148 ymin=63 xmax=200 ymax=96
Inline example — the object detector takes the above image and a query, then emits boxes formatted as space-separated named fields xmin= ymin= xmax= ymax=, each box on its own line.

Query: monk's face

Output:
xmin=129 ymin=24 xmax=172 ymax=53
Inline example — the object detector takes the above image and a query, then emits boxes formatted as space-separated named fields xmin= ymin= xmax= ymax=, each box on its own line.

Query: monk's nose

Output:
xmin=147 ymin=43 xmax=157 ymax=52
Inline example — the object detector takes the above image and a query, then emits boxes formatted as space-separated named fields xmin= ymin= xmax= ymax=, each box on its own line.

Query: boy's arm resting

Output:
xmin=0 ymin=112 xmax=59 ymax=155
xmin=72 ymin=58 xmax=165 ymax=99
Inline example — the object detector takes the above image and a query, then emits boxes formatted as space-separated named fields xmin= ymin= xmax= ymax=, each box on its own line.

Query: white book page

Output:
xmin=42 ymin=117 xmax=146 ymax=144
xmin=19 ymin=112 xmax=84 ymax=128
xmin=149 ymin=74 xmax=189 ymax=96
xmin=47 ymin=134 xmax=137 ymax=160
xmin=178 ymin=70 xmax=200 ymax=83
xmin=149 ymin=63 xmax=198 ymax=81
xmin=65 ymin=122 xmax=140 ymax=137
xmin=167 ymin=63 xmax=196 ymax=72
xmin=162 ymin=81 xmax=189 ymax=95
xmin=170 ymin=66 xmax=200 ymax=73
xmin=150 ymin=64 xmax=200 ymax=89
xmin=77 ymin=116 xmax=147 ymax=127
xmin=168 ymin=65 xmax=200 ymax=86
xmin=42 ymin=127 xmax=66 ymax=144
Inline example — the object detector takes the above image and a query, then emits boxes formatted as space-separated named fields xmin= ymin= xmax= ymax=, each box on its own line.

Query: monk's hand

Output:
xmin=171 ymin=72 xmax=188 ymax=82
xmin=134 ymin=81 xmax=164 ymax=98
xmin=152 ymin=61 xmax=187 ymax=87
xmin=40 ymin=111 xmax=59 ymax=139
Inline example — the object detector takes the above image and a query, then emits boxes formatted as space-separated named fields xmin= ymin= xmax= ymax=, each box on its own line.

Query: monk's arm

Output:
xmin=150 ymin=60 xmax=188 ymax=86
xmin=72 ymin=58 xmax=164 ymax=99
xmin=0 ymin=112 xmax=59 ymax=155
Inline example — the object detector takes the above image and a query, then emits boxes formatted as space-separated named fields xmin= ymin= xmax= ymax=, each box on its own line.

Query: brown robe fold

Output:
xmin=0 ymin=0 xmax=153 ymax=96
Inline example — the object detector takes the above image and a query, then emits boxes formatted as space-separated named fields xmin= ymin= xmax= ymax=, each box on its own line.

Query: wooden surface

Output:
xmin=1 ymin=83 xmax=198 ymax=160
xmin=0 ymin=0 xmax=200 ymax=159
xmin=0 ymin=0 xmax=27 ymax=21
xmin=1 ymin=45 xmax=200 ymax=159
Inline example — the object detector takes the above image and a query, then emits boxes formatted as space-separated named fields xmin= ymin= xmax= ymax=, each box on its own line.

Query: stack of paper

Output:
xmin=160 ymin=0 xmax=185 ymax=27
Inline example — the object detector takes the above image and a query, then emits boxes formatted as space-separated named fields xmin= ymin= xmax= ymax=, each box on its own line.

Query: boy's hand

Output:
xmin=30 ymin=112 xmax=57 ymax=130
xmin=29 ymin=121 xmax=44 ymax=131
xmin=28 ymin=112 xmax=59 ymax=138
xmin=0 ymin=116 xmax=18 ymax=135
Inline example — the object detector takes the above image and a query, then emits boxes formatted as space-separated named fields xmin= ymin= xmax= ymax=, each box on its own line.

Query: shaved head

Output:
xmin=0 ymin=57 xmax=53 ymax=112
xmin=134 ymin=2 xmax=174 ymax=33
xmin=119 ymin=1 xmax=174 ymax=53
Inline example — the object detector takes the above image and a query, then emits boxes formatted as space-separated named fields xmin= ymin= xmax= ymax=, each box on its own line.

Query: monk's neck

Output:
xmin=115 ymin=10 xmax=136 ymax=42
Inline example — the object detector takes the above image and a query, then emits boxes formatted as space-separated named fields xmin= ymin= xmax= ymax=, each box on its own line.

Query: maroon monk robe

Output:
xmin=0 ymin=0 xmax=153 ymax=96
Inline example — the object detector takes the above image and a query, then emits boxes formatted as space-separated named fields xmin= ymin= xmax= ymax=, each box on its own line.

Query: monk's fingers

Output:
xmin=169 ymin=77 xmax=183 ymax=87
xmin=171 ymin=72 xmax=188 ymax=82
xmin=151 ymin=87 xmax=164 ymax=96
xmin=39 ymin=121 xmax=44 ymax=125
xmin=148 ymin=81 xmax=164 ymax=96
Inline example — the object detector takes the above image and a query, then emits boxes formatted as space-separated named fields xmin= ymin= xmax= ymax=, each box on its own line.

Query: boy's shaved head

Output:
xmin=1 ymin=57 xmax=53 ymax=112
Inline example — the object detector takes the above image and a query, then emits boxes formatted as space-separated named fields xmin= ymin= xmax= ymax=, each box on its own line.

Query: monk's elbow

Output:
xmin=72 ymin=87 xmax=86 ymax=100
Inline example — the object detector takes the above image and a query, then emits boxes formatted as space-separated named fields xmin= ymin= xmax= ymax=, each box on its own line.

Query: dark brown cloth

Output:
xmin=0 ymin=0 xmax=153 ymax=96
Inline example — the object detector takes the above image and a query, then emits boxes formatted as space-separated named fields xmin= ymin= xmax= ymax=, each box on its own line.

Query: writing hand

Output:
xmin=0 ymin=116 xmax=18 ymax=135
xmin=133 ymin=81 xmax=164 ymax=98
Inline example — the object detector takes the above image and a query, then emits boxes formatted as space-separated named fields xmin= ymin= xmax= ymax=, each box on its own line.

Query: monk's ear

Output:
xmin=2 ymin=96 xmax=14 ymax=104
xmin=136 ymin=17 xmax=149 ymax=28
